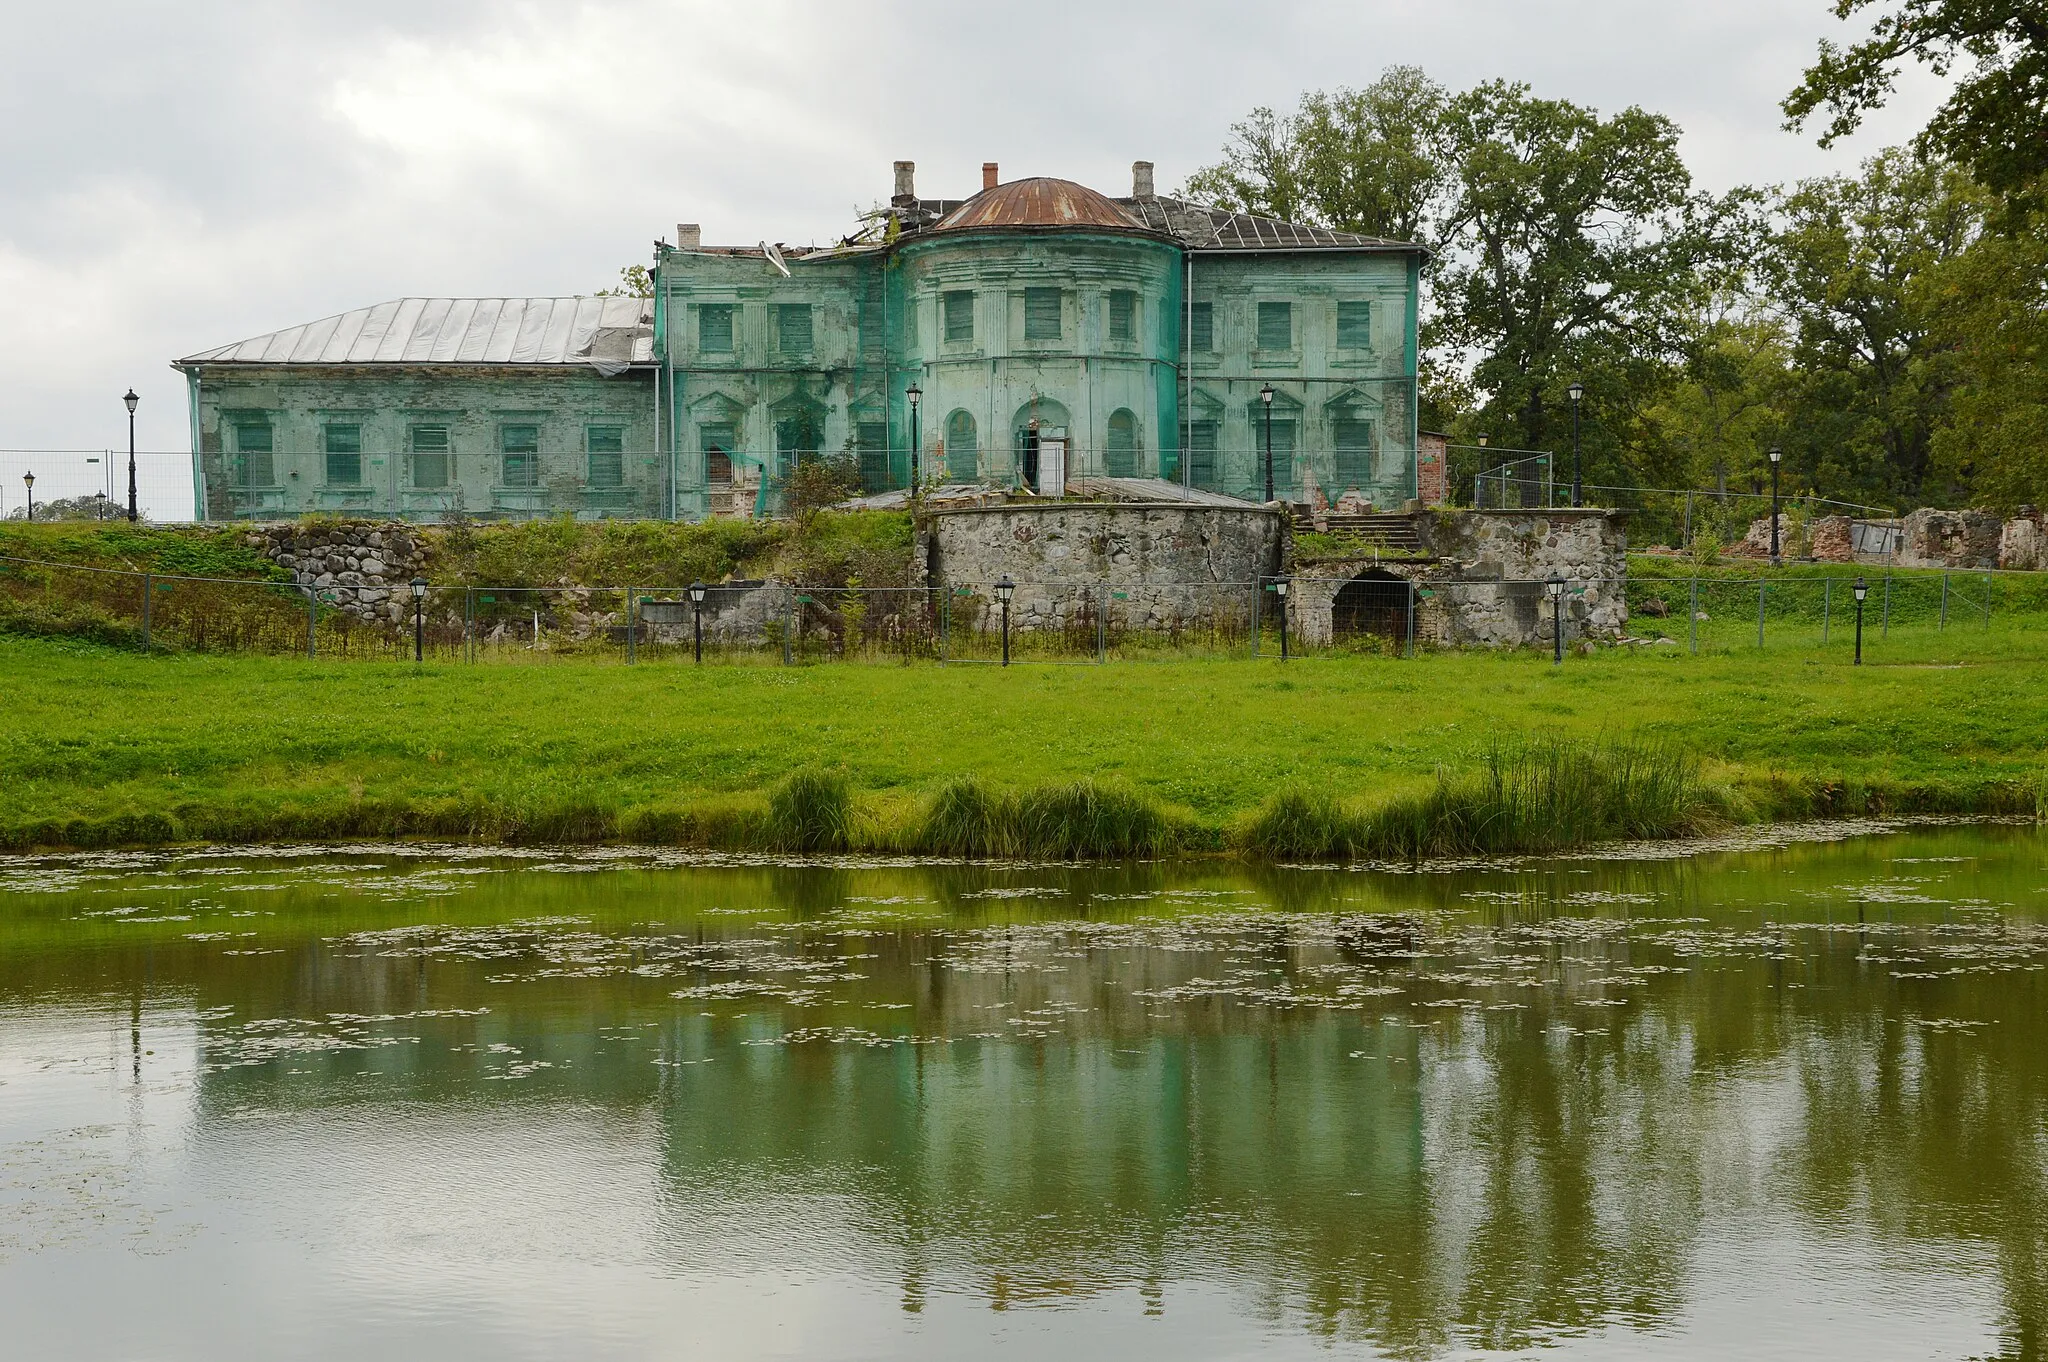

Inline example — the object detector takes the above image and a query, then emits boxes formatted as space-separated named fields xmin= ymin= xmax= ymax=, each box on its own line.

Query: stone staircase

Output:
xmin=1292 ymin=509 xmax=1426 ymax=553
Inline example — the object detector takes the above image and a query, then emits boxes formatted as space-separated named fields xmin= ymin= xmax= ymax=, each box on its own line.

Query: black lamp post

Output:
xmin=1852 ymin=576 xmax=1867 ymax=665
xmin=689 ymin=580 xmax=707 ymax=663
xmin=1566 ymin=381 xmax=1584 ymax=507
xmin=1259 ymin=383 xmax=1276 ymax=504
xmin=410 ymin=577 xmax=427 ymax=661
xmin=1547 ymin=574 xmax=1566 ymax=664
xmin=95 ymin=491 xmax=107 ymax=521
xmin=905 ymin=383 xmax=921 ymax=491
xmin=994 ymin=574 xmax=1015 ymax=667
xmin=123 ymin=388 xmax=139 ymax=522
xmin=1274 ymin=576 xmax=1290 ymax=660
xmin=22 ymin=471 xmax=34 ymax=522
xmin=1768 ymin=446 xmax=1783 ymax=567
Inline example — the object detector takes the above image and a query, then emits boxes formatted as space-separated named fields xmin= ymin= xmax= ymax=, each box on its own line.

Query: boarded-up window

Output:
xmin=1334 ymin=419 xmax=1375 ymax=492
xmin=1337 ymin=301 xmax=1372 ymax=350
xmin=1108 ymin=290 xmax=1136 ymax=342
xmin=698 ymin=304 xmax=735 ymax=353
xmin=232 ymin=422 xmax=274 ymax=487
xmin=943 ymin=291 xmax=974 ymax=343
xmin=858 ymin=421 xmax=889 ymax=492
xmin=700 ymin=423 xmax=736 ymax=484
xmin=945 ymin=410 xmax=978 ymax=481
xmin=587 ymin=426 xmax=625 ymax=487
xmin=1024 ymin=287 xmax=1062 ymax=341
xmin=1188 ymin=301 xmax=1214 ymax=353
xmin=323 ymin=424 xmax=362 ymax=485
xmin=1188 ymin=421 xmax=1218 ymax=489
xmin=1106 ymin=409 xmax=1138 ymax=476
xmin=500 ymin=425 xmax=539 ymax=487
xmin=1257 ymin=301 xmax=1293 ymax=351
xmin=775 ymin=304 xmax=812 ymax=355
xmin=411 ymin=425 xmax=450 ymax=489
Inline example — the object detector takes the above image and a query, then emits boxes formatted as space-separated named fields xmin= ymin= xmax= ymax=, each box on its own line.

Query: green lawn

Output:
xmin=3 ymin=617 xmax=2046 ymax=852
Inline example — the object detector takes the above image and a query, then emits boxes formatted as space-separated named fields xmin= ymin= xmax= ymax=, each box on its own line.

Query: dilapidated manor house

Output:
xmin=177 ymin=162 xmax=1424 ymax=522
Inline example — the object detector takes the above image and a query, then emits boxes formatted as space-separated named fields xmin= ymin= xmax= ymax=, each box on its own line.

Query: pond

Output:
xmin=1 ymin=823 xmax=2043 ymax=1360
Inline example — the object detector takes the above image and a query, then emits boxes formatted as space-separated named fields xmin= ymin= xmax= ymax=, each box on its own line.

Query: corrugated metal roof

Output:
xmin=1116 ymin=196 xmax=1420 ymax=252
xmin=179 ymin=296 xmax=655 ymax=367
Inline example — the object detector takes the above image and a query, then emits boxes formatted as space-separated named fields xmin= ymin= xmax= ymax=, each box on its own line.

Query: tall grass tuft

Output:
xmin=765 ymin=770 xmax=855 ymax=852
xmin=917 ymin=777 xmax=1183 ymax=859
xmin=1236 ymin=738 xmax=1725 ymax=862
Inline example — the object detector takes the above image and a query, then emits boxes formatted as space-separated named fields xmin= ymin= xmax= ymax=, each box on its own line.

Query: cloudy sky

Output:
xmin=0 ymin=0 xmax=1946 ymax=490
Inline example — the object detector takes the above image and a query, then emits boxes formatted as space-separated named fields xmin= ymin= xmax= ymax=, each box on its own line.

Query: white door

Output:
xmin=1039 ymin=438 xmax=1066 ymax=498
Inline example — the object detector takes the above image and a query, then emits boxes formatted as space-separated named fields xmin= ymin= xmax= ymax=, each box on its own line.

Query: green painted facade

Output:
xmin=178 ymin=169 xmax=1424 ymax=521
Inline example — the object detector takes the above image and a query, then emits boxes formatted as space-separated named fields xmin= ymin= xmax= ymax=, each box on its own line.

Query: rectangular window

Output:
xmin=1337 ymin=300 xmax=1373 ymax=350
xmin=698 ymin=304 xmax=735 ymax=354
xmin=775 ymin=303 xmax=812 ymax=355
xmin=857 ymin=421 xmax=889 ymax=493
xmin=1334 ymin=419 xmax=1376 ymax=492
xmin=943 ymin=290 xmax=975 ymax=343
xmin=700 ymin=423 xmax=736 ymax=484
xmin=1257 ymin=301 xmax=1293 ymax=352
xmin=1108 ymin=290 xmax=1136 ymax=343
xmin=1188 ymin=301 xmax=1214 ymax=353
xmin=1264 ymin=420 xmax=1297 ymax=497
xmin=1024 ymin=287 xmax=1062 ymax=341
xmin=232 ymin=422 xmax=274 ymax=487
xmin=587 ymin=426 xmax=625 ymax=487
xmin=411 ymin=425 xmax=450 ymax=489
xmin=500 ymin=424 xmax=539 ymax=487
xmin=1188 ymin=421 xmax=1218 ymax=489
xmin=323 ymin=424 xmax=362 ymax=485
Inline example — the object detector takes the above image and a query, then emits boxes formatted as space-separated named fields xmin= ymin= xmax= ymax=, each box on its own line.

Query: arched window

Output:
xmin=1105 ymin=409 xmax=1138 ymax=477
xmin=945 ymin=410 xmax=978 ymax=482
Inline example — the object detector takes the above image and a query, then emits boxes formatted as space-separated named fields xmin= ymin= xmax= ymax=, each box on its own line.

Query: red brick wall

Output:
xmin=1417 ymin=431 xmax=1449 ymax=506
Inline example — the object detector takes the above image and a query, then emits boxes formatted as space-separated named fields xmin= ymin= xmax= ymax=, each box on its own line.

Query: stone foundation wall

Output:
xmin=924 ymin=502 xmax=1285 ymax=630
xmin=242 ymin=521 xmax=430 ymax=623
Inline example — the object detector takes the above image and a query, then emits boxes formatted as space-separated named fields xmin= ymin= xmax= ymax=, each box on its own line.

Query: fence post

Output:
xmin=307 ymin=588 xmax=317 ymax=659
xmin=1097 ymin=583 xmax=1107 ymax=664
xmin=1250 ymin=579 xmax=1260 ymax=659
xmin=1940 ymin=571 xmax=1949 ymax=629
xmin=1757 ymin=579 xmax=1766 ymax=648
xmin=1688 ymin=574 xmax=1699 ymax=655
xmin=1683 ymin=492 xmax=1692 ymax=551
xmin=142 ymin=572 xmax=152 ymax=651
xmin=1882 ymin=571 xmax=1891 ymax=638
xmin=1821 ymin=577 xmax=1831 ymax=645
xmin=1984 ymin=573 xmax=1993 ymax=629
xmin=626 ymin=586 xmax=636 ymax=664
xmin=464 ymin=587 xmax=474 ymax=663
xmin=1405 ymin=580 xmax=1417 ymax=658
xmin=783 ymin=587 xmax=795 ymax=666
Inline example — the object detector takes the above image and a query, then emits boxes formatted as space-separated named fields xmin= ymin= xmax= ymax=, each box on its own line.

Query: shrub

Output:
xmin=766 ymin=770 xmax=855 ymax=852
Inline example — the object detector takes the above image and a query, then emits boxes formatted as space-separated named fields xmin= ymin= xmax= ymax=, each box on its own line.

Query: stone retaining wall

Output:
xmin=241 ymin=521 xmax=430 ymax=623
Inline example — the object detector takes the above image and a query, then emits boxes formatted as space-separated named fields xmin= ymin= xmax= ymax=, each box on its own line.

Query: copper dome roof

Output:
xmin=933 ymin=177 xmax=1152 ymax=235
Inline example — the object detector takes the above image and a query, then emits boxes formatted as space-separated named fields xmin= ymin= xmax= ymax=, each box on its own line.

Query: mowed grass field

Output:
xmin=3 ymin=616 xmax=2046 ymax=852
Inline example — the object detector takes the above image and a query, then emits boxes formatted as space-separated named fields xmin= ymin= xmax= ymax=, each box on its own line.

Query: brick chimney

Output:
xmin=1132 ymin=161 xmax=1155 ymax=199
xmin=892 ymin=161 xmax=916 ymax=205
xmin=676 ymin=223 xmax=701 ymax=249
xmin=982 ymin=162 xmax=999 ymax=191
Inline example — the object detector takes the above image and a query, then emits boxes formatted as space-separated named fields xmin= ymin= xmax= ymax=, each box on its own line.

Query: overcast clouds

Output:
xmin=0 ymin=0 xmax=1949 ymax=469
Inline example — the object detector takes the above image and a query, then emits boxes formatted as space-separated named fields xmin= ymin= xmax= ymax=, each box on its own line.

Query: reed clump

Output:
xmin=916 ymin=776 xmax=1186 ymax=859
xmin=1237 ymin=738 xmax=1728 ymax=861
xmin=764 ymin=770 xmax=856 ymax=852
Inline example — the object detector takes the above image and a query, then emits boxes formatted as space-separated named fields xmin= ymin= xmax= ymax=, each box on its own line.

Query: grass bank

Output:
xmin=3 ymin=623 xmax=2045 ymax=859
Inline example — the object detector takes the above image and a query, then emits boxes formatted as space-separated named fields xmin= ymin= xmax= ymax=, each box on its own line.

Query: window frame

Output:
xmin=1256 ymin=300 xmax=1294 ymax=353
xmin=697 ymin=303 xmax=736 ymax=354
xmin=499 ymin=423 xmax=540 ymax=488
xmin=230 ymin=420 xmax=275 ymax=488
xmin=943 ymin=290 xmax=975 ymax=344
xmin=774 ymin=303 xmax=813 ymax=357
xmin=1188 ymin=301 xmax=1214 ymax=353
xmin=322 ymin=423 xmax=363 ymax=486
xmin=409 ymin=424 xmax=451 ymax=490
xmin=1336 ymin=300 xmax=1373 ymax=351
xmin=585 ymin=425 xmax=626 ymax=488
xmin=1107 ymin=289 xmax=1137 ymax=344
xmin=1023 ymin=287 xmax=1063 ymax=342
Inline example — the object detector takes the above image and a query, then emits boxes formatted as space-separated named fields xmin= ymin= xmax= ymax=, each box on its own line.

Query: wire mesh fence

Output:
xmin=0 ymin=553 xmax=2038 ymax=666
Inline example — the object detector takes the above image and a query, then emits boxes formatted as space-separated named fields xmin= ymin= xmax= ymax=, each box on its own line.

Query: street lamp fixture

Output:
xmin=123 ymin=389 xmax=139 ymax=523
xmin=1767 ymin=446 xmax=1783 ymax=567
xmin=1546 ymin=573 xmax=1567 ymax=665
xmin=1566 ymin=381 xmax=1585 ymax=508
xmin=689 ymin=580 xmax=708 ymax=663
xmin=1852 ymin=576 xmax=1868 ymax=665
xmin=410 ymin=577 xmax=427 ymax=662
xmin=993 ymin=574 xmax=1016 ymax=666
xmin=1477 ymin=432 xmax=1491 ymax=448
xmin=905 ymin=383 xmax=921 ymax=491
xmin=1258 ymin=383 xmax=1276 ymax=505
xmin=1273 ymin=576 xmax=1291 ymax=661
xmin=21 ymin=471 xmax=33 ymax=523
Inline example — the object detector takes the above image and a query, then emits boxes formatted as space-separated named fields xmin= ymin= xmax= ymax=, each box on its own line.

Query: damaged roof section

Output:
xmin=178 ymin=296 xmax=655 ymax=372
